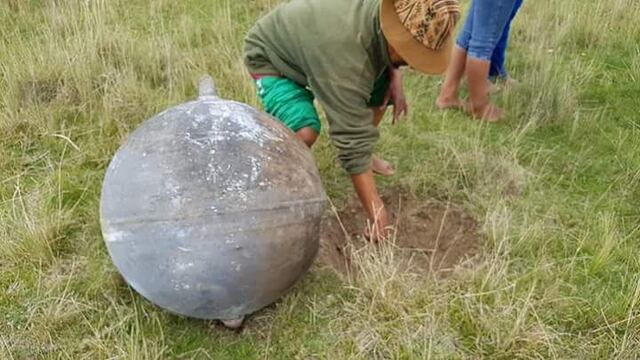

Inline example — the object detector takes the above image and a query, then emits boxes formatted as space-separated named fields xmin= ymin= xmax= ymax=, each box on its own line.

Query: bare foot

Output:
xmin=467 ymin=102 xmax=504 ymax=122
xmin=435 ymin=96 xmax=465 ymax=110
xmin=372 ymin=154 xmax=395 ymax=176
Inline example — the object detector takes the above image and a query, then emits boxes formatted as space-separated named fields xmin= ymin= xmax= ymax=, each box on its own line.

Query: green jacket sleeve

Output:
xmin=310 ymin=77 xmax=379 ymax=175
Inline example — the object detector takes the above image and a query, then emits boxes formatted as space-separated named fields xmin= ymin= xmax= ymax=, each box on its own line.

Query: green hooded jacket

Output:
xmin=244 ymin=0 xmax=392 ymax=175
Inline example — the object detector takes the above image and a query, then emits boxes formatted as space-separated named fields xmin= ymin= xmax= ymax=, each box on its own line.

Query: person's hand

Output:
xmin=381 ymin=68 xmax=408 ymax=125
xmin=350 ymin=170 xmax=392 ymax=242
xmin=363 ymin=221 xmax=393 ymax=243
xmin=362 ymin=194 xmax=391 ymax=243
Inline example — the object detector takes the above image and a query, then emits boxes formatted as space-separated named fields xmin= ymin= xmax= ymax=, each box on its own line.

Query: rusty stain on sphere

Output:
xmin=100 ymin=76 xmax=327 ymax=325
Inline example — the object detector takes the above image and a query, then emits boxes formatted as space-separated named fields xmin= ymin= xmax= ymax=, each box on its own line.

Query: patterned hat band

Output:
xmin=394 ymin=0 xmax=460 ymax=51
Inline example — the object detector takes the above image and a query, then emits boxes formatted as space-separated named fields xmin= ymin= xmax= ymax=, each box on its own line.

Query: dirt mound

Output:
xmin=319 ymin=188 xmax=481 ymax=276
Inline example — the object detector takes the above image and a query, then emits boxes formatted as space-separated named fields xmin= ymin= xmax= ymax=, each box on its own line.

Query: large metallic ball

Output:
xmin=100 ymin=77 xmax=326 ymax=321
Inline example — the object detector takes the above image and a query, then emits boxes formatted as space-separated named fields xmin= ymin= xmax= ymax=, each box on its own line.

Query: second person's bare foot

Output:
xmin=435 ymin=96 xmax=465 ymax=111
xmin=467 ymin=102 xmax=504 ymax=122
xmin=372 ymin=154 xmax=395 ymax=176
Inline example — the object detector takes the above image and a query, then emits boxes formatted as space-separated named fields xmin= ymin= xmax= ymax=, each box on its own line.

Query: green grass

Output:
xmin=1 ymin=0 xmax=640 ymax=358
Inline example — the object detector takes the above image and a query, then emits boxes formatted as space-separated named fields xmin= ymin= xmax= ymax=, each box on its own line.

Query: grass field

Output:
xmin=1 ymin=0 xmax=640 ymax=358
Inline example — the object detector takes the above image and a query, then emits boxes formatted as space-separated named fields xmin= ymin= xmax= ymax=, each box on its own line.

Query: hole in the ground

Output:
xmin=319 ymin=188 xmax=482 ymax=276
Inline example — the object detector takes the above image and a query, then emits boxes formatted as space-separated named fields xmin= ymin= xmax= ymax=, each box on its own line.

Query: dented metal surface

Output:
xmin=100 ymin=76 xmax=326 ymax=320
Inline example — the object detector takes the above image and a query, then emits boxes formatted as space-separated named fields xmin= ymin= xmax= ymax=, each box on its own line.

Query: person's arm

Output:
xmin=310 ymin=76 xmax=389 ymax=239
xmin=382 ymin=68 xmax=409 ymax=125
xmin=351 ymin=170 xmax=390 ymax=241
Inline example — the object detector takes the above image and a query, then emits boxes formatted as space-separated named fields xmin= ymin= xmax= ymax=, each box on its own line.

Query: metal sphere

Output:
xmin=100 ymin=77 xmax=326 ymax=322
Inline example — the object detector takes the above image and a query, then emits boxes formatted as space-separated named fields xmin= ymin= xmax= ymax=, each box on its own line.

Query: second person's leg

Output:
xmin=436 ymin=0 xmax=475 ymax=110
xmin=489 ymin=0 xmax=524 ymax=80
xmin=465 ymin=0 xmax=518 ymax=121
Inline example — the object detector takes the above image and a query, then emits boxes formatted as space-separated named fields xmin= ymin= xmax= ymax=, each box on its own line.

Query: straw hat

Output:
xmin=381 ymin=0 xmax=461 ymax=74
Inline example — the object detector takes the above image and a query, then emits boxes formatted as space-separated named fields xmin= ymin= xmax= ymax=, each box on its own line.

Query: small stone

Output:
xmin=221 ymin=318 xmax=244 ymax=330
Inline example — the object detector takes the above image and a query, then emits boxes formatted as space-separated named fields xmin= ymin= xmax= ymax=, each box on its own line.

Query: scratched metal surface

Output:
xmin=100 ymin=77 xmax=326 ymax=320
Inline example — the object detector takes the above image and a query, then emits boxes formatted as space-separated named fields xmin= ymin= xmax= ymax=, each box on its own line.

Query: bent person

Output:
xmin=244 ymin=0 xmax=460 ymax=240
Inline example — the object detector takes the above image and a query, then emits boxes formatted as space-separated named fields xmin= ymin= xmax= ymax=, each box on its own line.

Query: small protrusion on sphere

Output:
xmin=198 ymin=75 xmax=218 ymax=98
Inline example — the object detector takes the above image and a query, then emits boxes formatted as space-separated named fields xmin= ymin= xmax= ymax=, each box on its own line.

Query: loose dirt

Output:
xmin=319 ymin=188 xmax=482 ymax=276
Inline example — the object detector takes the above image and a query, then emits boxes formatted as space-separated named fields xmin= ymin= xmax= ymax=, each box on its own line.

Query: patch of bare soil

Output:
xmin=319 ymin=188 xmax=482 ymax=276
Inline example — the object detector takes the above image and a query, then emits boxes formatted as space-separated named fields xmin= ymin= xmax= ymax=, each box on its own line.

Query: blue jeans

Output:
xmin=456 ymin=0 xmax=519 ymax=63
xmin=489 ymin=0 xmax=524 ymax=78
